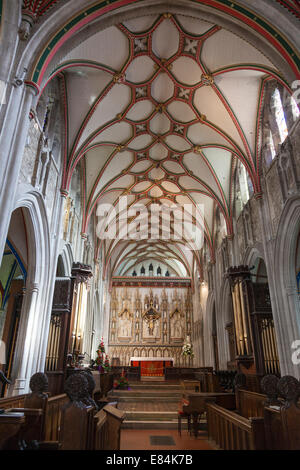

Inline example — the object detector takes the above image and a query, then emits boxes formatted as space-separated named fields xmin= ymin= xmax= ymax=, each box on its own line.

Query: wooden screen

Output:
xmin=45 ymin=278 xmax=73 ymax=395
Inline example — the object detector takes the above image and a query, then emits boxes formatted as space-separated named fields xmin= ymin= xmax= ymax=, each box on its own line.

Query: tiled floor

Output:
xmin=120 ymin=428 xmax=215 ymax=450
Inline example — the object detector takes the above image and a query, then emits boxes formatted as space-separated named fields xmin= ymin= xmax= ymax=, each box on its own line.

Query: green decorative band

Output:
xmin=31 ymin=0 xmax=300 ymax=84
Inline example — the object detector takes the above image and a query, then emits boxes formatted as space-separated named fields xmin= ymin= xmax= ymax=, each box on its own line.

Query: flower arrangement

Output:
xmin=182 ymin=338 xmax=194 ymax=357
xmin=113 ymin=369 xmax=129 ymax=389
xmin=95 ymin=337 xmax=106 ymax=371
xmin=103 ymin=354 xmax=111 ymax=372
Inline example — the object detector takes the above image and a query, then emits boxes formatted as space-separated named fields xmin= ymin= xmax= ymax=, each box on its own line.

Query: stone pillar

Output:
xmin=257 ymin=195 xmax=300 ymax=378
xmin=0 ymin=1 xmax=21 ymax=128
xmin=8 ymin=282 xmax=39 ymax=396
xmin=37 ymin=192 xmax=67 ymax=372
xmin=0 ymin=83 xmax=37 ymax=261
xmin=210 ymin=262 xmax=229 ymax=370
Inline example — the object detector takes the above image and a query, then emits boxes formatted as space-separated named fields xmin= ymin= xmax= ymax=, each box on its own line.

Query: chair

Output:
xmin=177 ymin=398 xmax=191 ymax=436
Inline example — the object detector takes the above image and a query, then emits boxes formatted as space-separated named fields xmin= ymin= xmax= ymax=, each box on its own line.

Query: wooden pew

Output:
xmin=0 ymin=411 xmax=26 ymax=449
xmin=88 ymin=405 xmax=124 ymax=450
xmin=44 ymin=393 xmax=68 ymax=441
xmin=59 ymin=372 xmax=125 ymax=450
xmin=236 ymin=389 xmax=266 ymax=418
xmin=206 ymin=402 xmax=265 ymax=450
xmin=0 ymin=394 xmax=28 ymax=409
xmin=207 ymin=374 xmax=300 ymax=450
xmin=263 ymin=375 xmax=300 ymax=450
xmin=5 ymin=373 xmax=50 ymax=446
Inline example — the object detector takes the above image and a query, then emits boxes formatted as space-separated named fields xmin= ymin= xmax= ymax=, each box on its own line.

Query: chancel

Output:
xmin=0 ymin=0 xmax=299 ymax=452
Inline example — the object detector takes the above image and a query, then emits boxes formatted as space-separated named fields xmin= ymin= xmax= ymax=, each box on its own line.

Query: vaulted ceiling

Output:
xmin=41 ymin=11 xmax=290 ymax=280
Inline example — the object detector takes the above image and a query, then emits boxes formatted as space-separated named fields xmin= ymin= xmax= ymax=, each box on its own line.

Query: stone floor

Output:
xmin=120 ymin=428 xmax=214 ymax=450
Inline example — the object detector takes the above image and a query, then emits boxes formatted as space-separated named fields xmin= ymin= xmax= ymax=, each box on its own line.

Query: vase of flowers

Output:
xmin=182 ymin=337 xmax=194 ymax=357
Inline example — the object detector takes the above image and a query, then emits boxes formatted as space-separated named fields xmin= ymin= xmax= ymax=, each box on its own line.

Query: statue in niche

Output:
xmin=142 ymin=299 xmax=161 ymax=337
xmin=118 ymin=308 xmax=132 ymax=337
xmin=170 ymin=308 xmax=184 ymax=339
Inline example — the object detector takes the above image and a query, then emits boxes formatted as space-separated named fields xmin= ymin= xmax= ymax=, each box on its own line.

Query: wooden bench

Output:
xmin=58 ymin=372 xmax=124 ymax=450
xmin=0 ymin=411 xmax=26 ymax=449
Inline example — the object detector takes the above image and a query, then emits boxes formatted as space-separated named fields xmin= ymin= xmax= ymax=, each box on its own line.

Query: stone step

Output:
xmin=122 ymin=420 xmax=181 ymax=430
xmin=122 ymin=418 xmax=207 ymax=430
xmin=128 ymin=384 xmax=181 ymax=390
xmin=123 ymin=411 xmax=178 ymax=420
xmin=109 ymin=390 xmax=182 ymax=398
xmin=112 ymin=396 xmax=180 ymax=403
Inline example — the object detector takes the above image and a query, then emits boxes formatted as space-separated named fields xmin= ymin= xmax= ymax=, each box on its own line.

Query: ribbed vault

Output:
xmin=38 ymin=11 xmax=294 ymax=282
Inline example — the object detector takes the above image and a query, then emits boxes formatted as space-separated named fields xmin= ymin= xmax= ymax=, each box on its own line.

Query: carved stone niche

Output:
xmin=278 ymin=137 xmax=297 ymax=200
xmin=118 ymin=308 xmax=133 ymax=339
xmin=221 ymin=238 xmax=229 ymax=272
xmin=242 ymin=204 xmax=253 ymax=246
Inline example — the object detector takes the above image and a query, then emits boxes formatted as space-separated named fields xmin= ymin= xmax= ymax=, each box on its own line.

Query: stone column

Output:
xmin=8 ymin=282 xmax=39 ymax=396
xmin=0 ymin=1 xmax=21 ymax=128
xmin=211 ymin=261 xmax=229 ymax=370
xmin=36 ymin=191 xmax=67 ymax=372
xmin=257 ymin=195 xmax=300 ymax=378
xmin=0 ymin=83 xmax=37 ymax=261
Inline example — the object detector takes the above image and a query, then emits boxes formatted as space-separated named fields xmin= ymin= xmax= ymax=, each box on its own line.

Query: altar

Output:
xmin=130 ymin=357 xmax=174 ymax=377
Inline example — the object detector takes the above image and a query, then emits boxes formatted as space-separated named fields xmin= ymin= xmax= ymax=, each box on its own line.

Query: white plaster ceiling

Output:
xmin=46 ymin=13 xmax=283 ymax=280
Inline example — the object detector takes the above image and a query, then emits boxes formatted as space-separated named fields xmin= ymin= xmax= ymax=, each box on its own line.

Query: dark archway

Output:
xmin=0 ymin=209 xmax=28 ymax=396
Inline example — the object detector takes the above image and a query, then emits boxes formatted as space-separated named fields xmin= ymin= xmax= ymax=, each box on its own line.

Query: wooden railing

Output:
xmin=0 ymin=394 xmax=28 ymax=409
xmin=207 ymin=402 xmax=265 ymax=450
xmin=236 ymin=389 xmax=266 ymax=418
xmin=44 ymin=394 xmax=68 ymax=441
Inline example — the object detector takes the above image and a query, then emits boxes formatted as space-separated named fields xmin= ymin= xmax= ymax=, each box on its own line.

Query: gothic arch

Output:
xmin=58 ymin=243 xmax=74 ymax=278
xmin=8 ymin=191 xmax=52 ymax=394
xmin=243 ymin=244 xmax=265 ymax=269
xmin=203 ymin=290 xmax=216 ymax=368
xmin=17 ymin=0 xmax=298 ymax=91
xmin=273 ymin=196 xmax=300 ymax=377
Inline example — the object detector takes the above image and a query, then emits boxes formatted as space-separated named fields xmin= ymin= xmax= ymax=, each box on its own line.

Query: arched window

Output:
xmin=273 ymin=88 xmax=288 ymax=144
xmin=269 ymin=130 xmax=276 ymax=161
xmin=238 ymin=163 xmax=250 ymax=206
